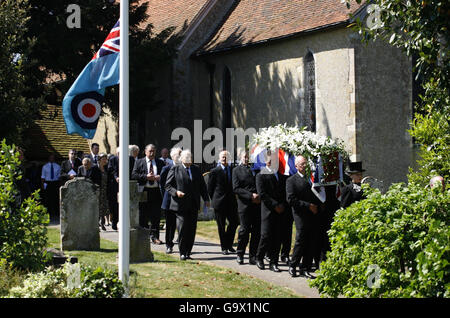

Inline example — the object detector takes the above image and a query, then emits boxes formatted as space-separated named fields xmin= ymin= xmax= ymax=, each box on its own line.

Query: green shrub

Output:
xmin=310 ymin=183 xmax=449 ymax=297
xmin=0 ymin=259 xmax=28 ymax=297
xmin=0 ymin=140 xmax=49 ymax=271
xmin=6 ymin=262 xmax=125 ymax=298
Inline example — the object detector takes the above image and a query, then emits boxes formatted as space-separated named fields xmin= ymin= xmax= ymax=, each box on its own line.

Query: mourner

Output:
xmin=60 ymin=149 xmax=82 ymax=184
xmin=208 ymin=150 xmax=239 ymax=255
xmin=255 ymin=150 xmax=288 ymax=273
xmin=165 ymin=149 xmax=210 ymax=260
xmin=340 ymin=161 xmax=366 ymax=209
xmin=41 ymin=153 xmax=61 ymax=221
xmin=132 ymin=144 xmax=165 ymax=244
xmin=159 ymin=147 xmax=182 ymax=254
xmin=233 ymin=149 xmax=261 ymax=265
xmin=286 ymin=155 xmax=321 ymax=279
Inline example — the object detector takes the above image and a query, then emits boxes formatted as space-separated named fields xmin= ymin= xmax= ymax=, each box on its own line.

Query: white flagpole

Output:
xmin=119 ymin=0 xmax=130 ymax=290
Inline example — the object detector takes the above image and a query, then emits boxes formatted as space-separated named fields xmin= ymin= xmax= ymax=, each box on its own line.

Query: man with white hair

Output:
xmin=430 ymin=175 xmax=445 ymax=192
xmin=165 ymin=149 xmax=210 ymax=260
xmin=132 ymin=144 xmax=165 ymax=244
xmin=255 ymin=150 xmax=288 ymax=273
xmin=208 ymin=150 xmax=239 ymax=255
xmin=286 ymin=155 xmax=321 ymax=279
xmin=159 ymin=147 xmax=182 ymax=254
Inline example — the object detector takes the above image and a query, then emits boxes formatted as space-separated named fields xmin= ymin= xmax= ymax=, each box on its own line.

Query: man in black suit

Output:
xmin=165 ymin=149 xmax=210 ymax=260
xmin=159 ymin=147 xmax=182 ymax=254
xmin=77 ymin=157 xmax=101 ymax=185
xmin=60 ymin=149 xmax=82 ymax=185
xmin=286 ymin=155 xmax=321 ymax=279
xmin=86 ymin=143 xmax=100 ymax=166
xmin=255 ymin=151 xmax=288 ymax=273
xmin=233 ymin=150 xmax=261 ymax=265
xmin=131 ymin=144 xmax=165 ymax=244
xmin=208 ymin=150 xmax=239 ymax=255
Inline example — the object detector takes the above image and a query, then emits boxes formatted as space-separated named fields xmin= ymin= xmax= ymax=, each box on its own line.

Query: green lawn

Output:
xmin=47 ymin=227 xmax=299 ymax=298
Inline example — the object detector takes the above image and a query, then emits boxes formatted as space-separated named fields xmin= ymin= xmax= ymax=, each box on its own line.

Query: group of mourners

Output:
xmin=134 ymin=145 xmax=367 ymax=279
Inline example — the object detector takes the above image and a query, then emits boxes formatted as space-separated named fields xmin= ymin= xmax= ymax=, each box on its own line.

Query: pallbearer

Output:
xmin=340 ymin=161 xmax=366 ymax=208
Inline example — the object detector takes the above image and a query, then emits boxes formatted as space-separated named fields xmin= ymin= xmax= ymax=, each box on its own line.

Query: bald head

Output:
xmin=430 ymin=176 xmax=445 ymax=191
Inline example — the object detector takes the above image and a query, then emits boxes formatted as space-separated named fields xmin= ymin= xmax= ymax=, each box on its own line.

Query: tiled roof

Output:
xmin=197 ymin=0 xmax=364 ymax=54
xmin=142 ymin=0 xmax=211 ymax=35
xmin=25 ymin=105 xmax=91 ymax=162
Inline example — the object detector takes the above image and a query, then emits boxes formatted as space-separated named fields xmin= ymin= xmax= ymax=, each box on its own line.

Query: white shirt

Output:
xmin=160 ymin=157 xmax=173 ymax=166
xmin=145 ymin=157 xmax=158 ymax=188
xmin=297 ymin=171 xmax=305 ymax=178
xmin=41 ymin=162 xmax=61 ymax=182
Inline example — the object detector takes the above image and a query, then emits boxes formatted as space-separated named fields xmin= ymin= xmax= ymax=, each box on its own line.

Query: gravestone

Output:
xmin=60 ymin=177 xmax=100 ymax=251
xmin=127 ymin=180 xmax=153 ymax=263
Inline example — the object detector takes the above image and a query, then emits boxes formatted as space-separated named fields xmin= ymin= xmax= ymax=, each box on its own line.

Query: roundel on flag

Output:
xmin=70 ymin=91 xmax=104 ymax=129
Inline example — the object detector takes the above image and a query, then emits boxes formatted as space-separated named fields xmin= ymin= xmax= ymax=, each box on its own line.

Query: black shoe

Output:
xmin=256 ymin=260 xmax=265 ymax=270
xmin=166 ymin=247 xmax=173 ymax=254
xmin=249 ymin=257 xmax=257 ymax=265
xmin=299 ymin=270 xmax=316 ymax=279
xmin=269 ymin=263 xmax=281 ymax=273
xmin=222 ymin=249 xmax=229 ymax=255
xmin=186 ymin=255 xmax=193 ymax=260
xmin=101 ymin=224 xmax=107 ymax=231
xmin=180 ymin=255 xmax=187 ymax=261
xmin=112 ymin=223 xmax=118 ymax=231
xmin=236 ymin=255 xmax=244 ymax=265
xmin=288 ymin=266 xmax=297 ymax=277
xmin=228 ymin=247 xmax=236 ymax=253
xmin=281 ymin=256 xmax=291 ymax=265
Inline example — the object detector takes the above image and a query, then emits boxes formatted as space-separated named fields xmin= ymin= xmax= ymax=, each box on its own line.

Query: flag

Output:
xmin=278 ymin=148 xmax=297 ymax=176
xmin=62 ymin=20 xmax=120 ymax=139
xmin=250 ymin=144 xmax=267 ymax=172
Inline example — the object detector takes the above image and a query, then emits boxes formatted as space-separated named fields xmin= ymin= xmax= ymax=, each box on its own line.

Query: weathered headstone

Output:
xmin=60 ymin=177 xmax=100 ymax=251
xmin=127 ymin=180 xmax=153 ymax=263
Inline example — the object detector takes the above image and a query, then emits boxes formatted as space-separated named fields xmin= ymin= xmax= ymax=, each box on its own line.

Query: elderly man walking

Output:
xmin=165 ymin=150 xmax=210 ymax=260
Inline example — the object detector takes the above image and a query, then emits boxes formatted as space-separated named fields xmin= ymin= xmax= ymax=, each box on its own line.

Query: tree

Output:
xmin=0 ymin=0 xmax=46 ymax=145
xmin=311 ymin=1 xmax=450 ymax=297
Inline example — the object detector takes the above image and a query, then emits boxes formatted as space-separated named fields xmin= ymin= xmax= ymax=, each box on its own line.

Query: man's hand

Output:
xmin=115 ymin=177 xmax=119 ymax=183
xmin=309 ymin=203 xmax=318 ymax=214
xmin=69 ymin=175 xmax=75 ymax=180
xmin=147 ymin=173 xmax=156 ymax=181
xmin=176 ymin=190 xmax=185 ymax=198
xmin=251 ymin=193 xmax=260 ymax=204
xmin=154 ymin=175 xmax=161 ymax=182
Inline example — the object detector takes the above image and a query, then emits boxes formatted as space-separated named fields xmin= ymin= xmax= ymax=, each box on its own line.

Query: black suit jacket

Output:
xmin=340 ymin=183 xmax=365 ymax=208
xmin=256 ymin=168 xmax=287 ymax=218
xmin=286 ymin=173 xmax=321 ymax=217
xmin=131 ymin=157 xmax=165 ymax=187
xmin=60 ymin=158 xmax=82 ymax=183
xmin=77 ymin=165 xmax=102 ymax=186
xmin=232 ymin=164 xmax=258 ymax=212
xmin=165 ymin=164 xmax=209 ymax=213
xmin=207 ymin=165 xmax=236 ymax=211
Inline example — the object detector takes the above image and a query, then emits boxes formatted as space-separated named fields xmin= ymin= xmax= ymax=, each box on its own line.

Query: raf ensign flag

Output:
xmin=63 ymin=20 xmax=120 ymax=139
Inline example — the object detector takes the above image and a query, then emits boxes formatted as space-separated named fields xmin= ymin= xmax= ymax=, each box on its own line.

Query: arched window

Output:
xmin=222 ymin=66 xmax=232 ymax=136
xmin=304 ymin=52 xmax=316 ymax=132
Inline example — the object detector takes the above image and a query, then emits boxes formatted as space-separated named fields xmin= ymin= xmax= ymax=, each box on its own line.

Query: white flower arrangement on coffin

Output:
xmin=250 ymin=123 xmax=349 ymax=184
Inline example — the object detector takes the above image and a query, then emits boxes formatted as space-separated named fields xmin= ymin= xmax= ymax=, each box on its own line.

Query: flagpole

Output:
xmin=119 ymin=0 xmax=130 ymax=291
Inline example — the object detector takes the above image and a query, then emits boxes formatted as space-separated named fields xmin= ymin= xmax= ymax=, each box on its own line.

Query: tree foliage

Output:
xmin=0 ymin=0 xmax=46 ymax=145
xmin=312 ymin=1 xmax=450 ymax=297
xmin=0 ymin=140 xmax=49 ymax=271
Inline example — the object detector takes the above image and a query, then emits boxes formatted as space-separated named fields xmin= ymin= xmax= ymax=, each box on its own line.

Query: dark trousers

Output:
xmin=236 ymin=203 xmax=261 ymax=258
xmin=108 ymin=196 xmax=119 ymax=227
xmin=176 ymin=210 xmax=198 ymax=256
xmin=164 ymin=209 xmax=177 ymax=248
xmin=290 ymin=211 xmax=319 ymax=270
xmin=256 ymin=211 xmax=282 ymax=264
xmin=280 ymin=210 xmax=293 ymax=259
xmin=139 ymin=187 xmax=162 ymax=239
xmin=214 ymin=206 xmax=239 ymax=251
xmin=44 ymin=181 xmax=59 ymax=220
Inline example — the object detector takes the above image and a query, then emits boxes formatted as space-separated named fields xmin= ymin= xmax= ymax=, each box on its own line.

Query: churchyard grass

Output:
xmin=46 ymin=227 xmax=299 ymax=298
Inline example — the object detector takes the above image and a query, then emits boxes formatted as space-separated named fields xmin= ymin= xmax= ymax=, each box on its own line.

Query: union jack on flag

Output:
xmin=63 ymin=19 xmax=120 ymax=139
xmin=93 ymin=20 xmax=120 ymax=60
